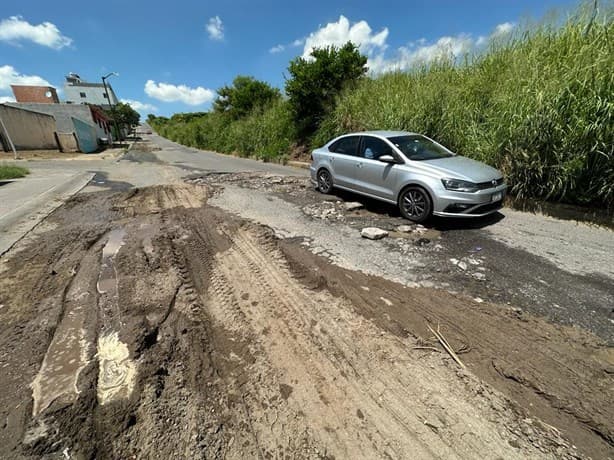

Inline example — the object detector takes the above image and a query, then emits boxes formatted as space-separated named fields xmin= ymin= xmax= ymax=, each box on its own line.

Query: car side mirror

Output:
xmin=379 ymin=154 xmax=397 ymax=163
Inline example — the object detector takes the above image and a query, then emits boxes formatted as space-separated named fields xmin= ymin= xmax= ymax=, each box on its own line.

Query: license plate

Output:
xmin=491 ymin=192 xmax=502 ymax=202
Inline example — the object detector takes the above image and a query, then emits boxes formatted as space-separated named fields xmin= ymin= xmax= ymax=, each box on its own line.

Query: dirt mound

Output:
xmin=0 ymin=184 xmax=610 ymax=459
xmin=114 ymin=184 xmax=208 ymax=216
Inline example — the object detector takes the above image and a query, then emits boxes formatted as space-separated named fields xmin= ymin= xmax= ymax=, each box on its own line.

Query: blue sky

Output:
xmin=1 ymin=0 xmax=578 ymax=117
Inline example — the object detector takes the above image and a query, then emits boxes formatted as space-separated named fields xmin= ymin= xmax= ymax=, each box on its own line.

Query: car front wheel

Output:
xmin=317 ymin=169 xmax=333 ymax=194
xmin=398 ymin=186 xmax=432 ymax=223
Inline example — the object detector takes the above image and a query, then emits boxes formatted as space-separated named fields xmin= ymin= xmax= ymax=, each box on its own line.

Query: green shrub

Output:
xmin=0 ymin=164 xmax=29 ymax=180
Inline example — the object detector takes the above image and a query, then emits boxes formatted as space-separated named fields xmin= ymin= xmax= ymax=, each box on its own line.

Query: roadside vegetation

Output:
xmin=149 ymin=1 xmax=613 ymax=208
xmin=0 ymin=163 xmax=29 ymax=180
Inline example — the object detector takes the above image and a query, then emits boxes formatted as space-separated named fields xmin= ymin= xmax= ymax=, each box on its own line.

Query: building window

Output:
xmin=103 ymin=93 xmax=109 ymax=99
xmin=80 ymin=92 xmax=86 ymax=98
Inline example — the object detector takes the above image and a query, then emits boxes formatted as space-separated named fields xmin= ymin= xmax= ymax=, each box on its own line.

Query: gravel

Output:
xmin=209 ymin=184 xmax=429 ymax=287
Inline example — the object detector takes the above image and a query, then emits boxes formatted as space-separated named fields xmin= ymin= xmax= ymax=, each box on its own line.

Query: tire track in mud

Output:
xmin=0 ymin=184 xmax=604 ymax=459
xmin=278 ymin=239 xmax=614 ymax=459
xmin=203 ymin=224 xmax=575 ymax=459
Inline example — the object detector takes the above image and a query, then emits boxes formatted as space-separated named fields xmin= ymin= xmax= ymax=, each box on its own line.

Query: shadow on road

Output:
xmin=328 ymin=188 xmax=505 ymax=230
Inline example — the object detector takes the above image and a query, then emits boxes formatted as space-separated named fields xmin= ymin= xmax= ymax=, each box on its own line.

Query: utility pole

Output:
xmin=0 ymin=115 xmax=17 ymax=160
xmin=101 ymin=72 xmax=120 ymax=143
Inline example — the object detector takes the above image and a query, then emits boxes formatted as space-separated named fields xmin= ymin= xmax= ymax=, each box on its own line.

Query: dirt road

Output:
xmin=0 ymin=179 xmax=611 ymax=459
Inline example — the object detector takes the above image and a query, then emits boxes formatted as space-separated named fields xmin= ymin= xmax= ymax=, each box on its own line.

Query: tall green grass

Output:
xmin=153 ymin=99 xmax=296 ymax=162
xmin=316 ymin=4 xmax=614 ymax=207
xmin=153 ymin=1 xmax=613 ymax=208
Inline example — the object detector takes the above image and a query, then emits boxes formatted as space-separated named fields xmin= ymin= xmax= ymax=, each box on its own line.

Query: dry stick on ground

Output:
xmin=411 ymin=346 xmax=441 ymax=352
xmin=426 ymin=323 xmax=466 ymax=369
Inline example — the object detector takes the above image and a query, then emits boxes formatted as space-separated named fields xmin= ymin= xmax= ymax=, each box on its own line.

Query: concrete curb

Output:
xmin=114 ymin=140 xmax=138 ymax=163
xmin=286 ymin=160 xmax=310 ymax=169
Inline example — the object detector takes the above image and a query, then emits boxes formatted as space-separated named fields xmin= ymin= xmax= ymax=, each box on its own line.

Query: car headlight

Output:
xmin=441 ymin=178 xmax=479 ymax=193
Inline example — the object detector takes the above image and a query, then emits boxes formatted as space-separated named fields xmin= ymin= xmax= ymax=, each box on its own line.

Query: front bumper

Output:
xmin=432 ymin=184 xmax=507 ymax=217
xmin=310 ymin=166 xmax=318 ymax=186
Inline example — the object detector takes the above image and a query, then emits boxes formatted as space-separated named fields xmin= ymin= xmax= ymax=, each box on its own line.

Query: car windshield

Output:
xmin=388 ymin=135 xmax=454 ymax=161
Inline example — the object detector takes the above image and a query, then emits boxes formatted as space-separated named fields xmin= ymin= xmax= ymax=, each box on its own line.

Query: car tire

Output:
xmin=317 ymin=169 xmax=333 ymax=194
xmin=398 ymin=186 xmax=432 ymax=223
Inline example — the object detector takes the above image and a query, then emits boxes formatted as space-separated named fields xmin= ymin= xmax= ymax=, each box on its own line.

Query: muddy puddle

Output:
xmin=97 ymin=332 xmax=136 ymax=405
xmin=97 ymin=228 xmax=125 ymax=295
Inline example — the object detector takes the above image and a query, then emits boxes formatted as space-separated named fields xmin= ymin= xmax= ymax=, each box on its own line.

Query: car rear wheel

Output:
xmin=399 ymin=186 xmax=432 ymax=223
xmin=317 ymin=169 xmax=333 ymax=194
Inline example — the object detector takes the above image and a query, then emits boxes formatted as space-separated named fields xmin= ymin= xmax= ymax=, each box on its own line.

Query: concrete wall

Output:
xmin=7 ymin=103 xmax=109 ymax=142
xmin=0 ymin=104 xmax=58 ymax=151
xmin=64 ymin=83 xmax=118 ymax=107
xmin=72 ymin=117 xmax=98 ymax=153
xmin=56 ymin=132 xmax=79 ymax=153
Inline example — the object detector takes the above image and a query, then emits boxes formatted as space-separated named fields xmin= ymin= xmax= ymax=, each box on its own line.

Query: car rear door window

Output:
xmin=360 ymin=136 xmax=393 ymax=160
xmin=329 ymin=136 xmax=360 ymax=156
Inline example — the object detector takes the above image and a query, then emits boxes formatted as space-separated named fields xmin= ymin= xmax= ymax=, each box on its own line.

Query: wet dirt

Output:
xmin=0 ymin=183 xmax=611 ymax=459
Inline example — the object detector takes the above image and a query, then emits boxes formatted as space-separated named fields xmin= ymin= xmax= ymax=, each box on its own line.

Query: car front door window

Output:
xmin=360 ymin=136 xmax=393 ymax=160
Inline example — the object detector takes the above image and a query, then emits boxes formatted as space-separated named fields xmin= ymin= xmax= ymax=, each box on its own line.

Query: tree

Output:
xmin=105 ymin=102 xmax=140 ymax=139
xmin=285 ymin=41 xmax=367 ymax=139
xmin=109 ymin=102 xmax=140 ymax=127
xmin=213 ymin=75 xmax=281 ymax=119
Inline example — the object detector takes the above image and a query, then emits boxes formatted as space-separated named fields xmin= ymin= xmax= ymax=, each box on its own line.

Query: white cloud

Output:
xmin=269 ymin=38 xmax=305 ymax=54
xmin=121 ymin=98 xmax=158 ymax=113
xmin=0 ymin=15 xmax=72 ymax=49
xmin=302 ymin=15 xmax=388 ymax=59
xmin=493 ymin=22 xmax=514 ymax=37
xmin=144 ymin=80 xmax=215 ymax=106
xmin=368 ymin=34 xmax=473 ymax=74
xmin=206 ymin=16 xmax=224 ymax=41
xmin=269 ymin=44 xmax=285 ymax=54
xmin=0 ymin=95 xmax=16 ymax=103
xmin=287 ymin=16 xmax=515 ymax=74
xmin=0 ymin=65 xmax=51 ymax=91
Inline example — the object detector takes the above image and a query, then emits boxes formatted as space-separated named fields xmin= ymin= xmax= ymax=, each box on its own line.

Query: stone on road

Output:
xmin=361 ymin=227 xmax=389 ymax=240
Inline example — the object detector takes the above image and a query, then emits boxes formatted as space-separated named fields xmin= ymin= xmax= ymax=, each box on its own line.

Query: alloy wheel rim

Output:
xmin=403 ymin=190 xmax=426 ymax=217
xmin=319 ymin=172 xmax=331 ymax=191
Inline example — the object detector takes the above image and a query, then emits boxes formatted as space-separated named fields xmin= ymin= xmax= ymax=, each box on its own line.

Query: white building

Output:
xmin=63 ymin=73 xmax=119 ymax=109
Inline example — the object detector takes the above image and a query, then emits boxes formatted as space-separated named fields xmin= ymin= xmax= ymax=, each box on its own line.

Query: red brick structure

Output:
xmin=11 ymin=85 xmax=60 ymax=103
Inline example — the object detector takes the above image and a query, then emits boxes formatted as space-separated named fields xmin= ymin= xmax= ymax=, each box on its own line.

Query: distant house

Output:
xmin=11 ymin=85 xmax=60 ymax=104
xmin=63 ymin=73 xmax=118 ymax=110
xmin=0 ymin=77 xmax=118 ymax=154
xmin=6 ymin=102 xmax=113 ymax=145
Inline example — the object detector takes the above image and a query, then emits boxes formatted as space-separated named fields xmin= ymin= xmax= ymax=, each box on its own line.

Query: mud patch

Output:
xmin=97 ymin=332 xmax=137 ymax=405
xmin=0 ymin=184 xmax=610 ymax=459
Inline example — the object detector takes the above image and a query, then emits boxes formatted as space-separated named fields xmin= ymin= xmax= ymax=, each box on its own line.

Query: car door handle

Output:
xmin=356 ymin=162 xmax=363 ymax=168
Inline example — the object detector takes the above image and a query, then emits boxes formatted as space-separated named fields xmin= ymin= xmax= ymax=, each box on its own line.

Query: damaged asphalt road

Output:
xmin=189 ymin=170 xmax=614 ymax=344
xmin=0 ymin=136 xmax=612 ymax=459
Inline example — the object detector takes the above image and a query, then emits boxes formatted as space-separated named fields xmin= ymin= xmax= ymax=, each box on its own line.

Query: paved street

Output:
xmin=0 ymin=135 xmax=613 ymax=459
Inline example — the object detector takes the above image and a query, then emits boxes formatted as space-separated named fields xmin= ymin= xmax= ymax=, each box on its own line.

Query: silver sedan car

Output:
xmin=310 ymin=131 xmax=507 ymax=223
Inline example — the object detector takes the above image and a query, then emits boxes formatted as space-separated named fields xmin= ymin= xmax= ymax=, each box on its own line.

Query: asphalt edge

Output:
xmin=0 ymin=172 xmax=95 ymax=257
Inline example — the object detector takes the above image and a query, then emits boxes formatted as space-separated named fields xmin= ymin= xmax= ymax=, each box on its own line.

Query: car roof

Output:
xmin=338 ymin=130 xmax=419 ymax=138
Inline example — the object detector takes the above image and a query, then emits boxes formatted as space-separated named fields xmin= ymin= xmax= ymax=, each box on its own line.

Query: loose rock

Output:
xmin=344 ymin=202 xmax=364 ymax=211
xmin=360 ymin=227 xmax=389 ymax=240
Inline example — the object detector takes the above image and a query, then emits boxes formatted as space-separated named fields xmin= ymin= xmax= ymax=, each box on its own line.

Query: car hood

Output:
xmin=421 ymin=155 xmax=501 ymax=182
